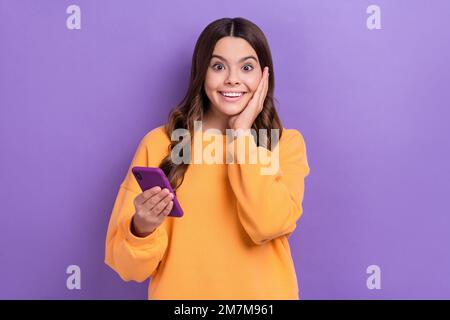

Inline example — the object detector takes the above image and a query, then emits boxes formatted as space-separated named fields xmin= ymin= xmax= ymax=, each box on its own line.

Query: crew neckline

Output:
xmin=200 ymin=128 xmax=234 ymax=136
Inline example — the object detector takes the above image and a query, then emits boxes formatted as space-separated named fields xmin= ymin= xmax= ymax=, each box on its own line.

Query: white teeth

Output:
xmin=220 ymin=92 xmax=244 ymax=97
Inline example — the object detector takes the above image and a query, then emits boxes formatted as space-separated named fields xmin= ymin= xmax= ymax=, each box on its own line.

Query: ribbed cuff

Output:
xmin=123 ymin=216 xmax=166 ymax=248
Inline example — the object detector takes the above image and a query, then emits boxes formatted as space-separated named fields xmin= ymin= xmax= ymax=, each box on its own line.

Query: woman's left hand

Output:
xmin=228 ymin=66 xmax=269 ymax=131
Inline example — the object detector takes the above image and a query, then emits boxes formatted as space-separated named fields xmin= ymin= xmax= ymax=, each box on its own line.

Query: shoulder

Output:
xmin=280 ymin=128 xmax=307 ymax=147
xmin=133 ymin=124 xmax=171 ymax=167
xmin=138 ymin=124 xmax=171 ymax=151
xmin=278 ymin=128 xmax=310 ymax=174
xmin=141 ymin=124 xmax=170 ymax=143
xmin=278 ymin=128 xmax=308 ymax=159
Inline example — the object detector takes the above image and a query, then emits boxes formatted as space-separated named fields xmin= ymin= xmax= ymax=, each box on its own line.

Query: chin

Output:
xmin=217 ymin=103 xmax=246 ymax=116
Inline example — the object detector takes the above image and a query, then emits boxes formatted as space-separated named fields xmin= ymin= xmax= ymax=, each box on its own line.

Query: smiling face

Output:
xmin=204 ymin=36 xmax=263 ymax=121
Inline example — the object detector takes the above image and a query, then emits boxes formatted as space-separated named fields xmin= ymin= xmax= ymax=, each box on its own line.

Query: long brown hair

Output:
xmin=159 ymin=17 xmax=283 ymax=193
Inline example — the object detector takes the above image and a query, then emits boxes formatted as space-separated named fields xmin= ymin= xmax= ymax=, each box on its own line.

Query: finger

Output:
xmin=255 ymin=74 xmax=266 ymax=110
xmin=151 ymin=192 xmax=174 ymax=215
xmin=257 ymin=67 xmax=269 ymax=104
xmin=158 ymin=200 xmax=174 ymax=217
xmin=245 ymin=67 xmax=266 ymax=114
xmin=134 ymin=186 xmax=162 ymax=206
xmin=144 ymin=188 xmax=171 ymax=209
xmin=145 ymin=189 xmax=173 ymax=211
xmin=263 ymin=67 xmax=269 ymax=93
xmin=258 ymin=68 xmax=269 ymax=107
xmin=258 ymin=76 xmax=266 ymax=107
xmin=253 ymin=66 xmax=267 ymax=98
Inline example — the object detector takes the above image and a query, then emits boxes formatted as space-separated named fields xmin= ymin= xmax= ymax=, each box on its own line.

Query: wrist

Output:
xmin=131 ymin=215 xmax=156 ymax=238
xmin=231 ymin=128 xmax=252 ymax=139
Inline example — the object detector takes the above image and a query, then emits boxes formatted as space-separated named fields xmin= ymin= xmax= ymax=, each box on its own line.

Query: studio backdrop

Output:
xmin=1 ymin=0 xmax=449 ymax=299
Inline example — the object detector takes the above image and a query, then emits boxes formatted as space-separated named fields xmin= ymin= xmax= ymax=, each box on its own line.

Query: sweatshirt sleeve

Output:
xmin=104 ymin=134 xmax=169 ymax=282
xmin=227 ymin=129 xmax=310 ymax=245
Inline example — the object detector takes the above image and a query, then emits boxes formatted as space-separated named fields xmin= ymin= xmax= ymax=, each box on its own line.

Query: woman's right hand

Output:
xmin=131 ymin=186 xmax=174 ymax=237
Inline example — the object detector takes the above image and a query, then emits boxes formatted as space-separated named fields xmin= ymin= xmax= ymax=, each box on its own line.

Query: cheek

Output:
xmin=204 ymin=71 xmax=221 ymax=91
xmin=204 ymin=76 xmax=217 ymax=102
xmin=247 ymin=77 xmax=261 ymax=93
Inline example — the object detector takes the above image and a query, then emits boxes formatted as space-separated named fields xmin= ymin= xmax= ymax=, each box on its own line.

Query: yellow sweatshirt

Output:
xmin=105 ymin=125 xmax=310 ymax=300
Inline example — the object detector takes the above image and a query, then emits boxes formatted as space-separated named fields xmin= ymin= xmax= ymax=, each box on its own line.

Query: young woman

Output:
xmin=105 ymin=17 xmax=310 ymax=300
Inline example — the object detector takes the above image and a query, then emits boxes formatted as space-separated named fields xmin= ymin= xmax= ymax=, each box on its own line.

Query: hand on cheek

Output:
xmin=228 ymin=66 xmax=270 ymax=131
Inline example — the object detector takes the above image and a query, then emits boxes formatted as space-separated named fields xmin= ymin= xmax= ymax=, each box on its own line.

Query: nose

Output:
xmin=225 ymin=68 xmax=241 ymax=86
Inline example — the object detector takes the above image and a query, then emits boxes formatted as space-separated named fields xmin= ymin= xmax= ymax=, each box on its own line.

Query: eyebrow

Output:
xmin=211 ymin=54 xmax=258 ymax=63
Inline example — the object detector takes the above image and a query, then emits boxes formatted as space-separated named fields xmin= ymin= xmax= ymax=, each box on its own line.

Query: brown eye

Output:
xmin=243 ymin=64 xmax=254 ymax=71
xmin=212 ymin=63 xmax=224 ymax=71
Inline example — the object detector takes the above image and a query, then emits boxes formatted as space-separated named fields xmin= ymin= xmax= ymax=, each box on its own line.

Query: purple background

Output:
xmin=1 ymin=0 xmax=449 ymax=299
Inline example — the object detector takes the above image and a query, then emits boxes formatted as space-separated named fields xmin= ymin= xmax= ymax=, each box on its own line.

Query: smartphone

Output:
xmin=131 ymin=166 xmax=183 ymax=217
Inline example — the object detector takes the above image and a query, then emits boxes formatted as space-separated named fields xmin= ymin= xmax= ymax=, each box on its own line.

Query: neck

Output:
xmin=202 ymin=107 xmax=230 ymax=134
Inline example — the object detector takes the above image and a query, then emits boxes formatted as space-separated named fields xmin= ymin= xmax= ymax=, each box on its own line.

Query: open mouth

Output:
xmin=219 ymin=91 xmax=246 ymax=102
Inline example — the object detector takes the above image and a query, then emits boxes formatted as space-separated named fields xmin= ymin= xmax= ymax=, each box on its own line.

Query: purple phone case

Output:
xmin=131 ymin=166 xmax=183 ymax=217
